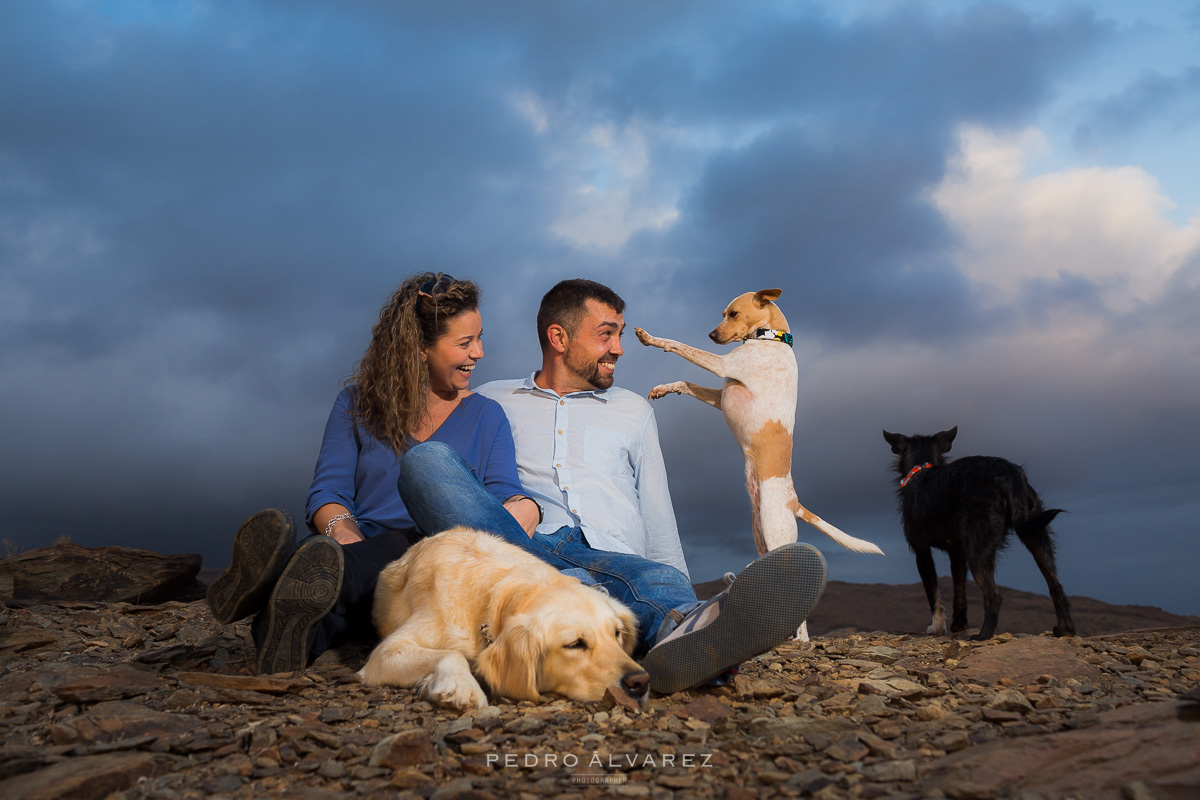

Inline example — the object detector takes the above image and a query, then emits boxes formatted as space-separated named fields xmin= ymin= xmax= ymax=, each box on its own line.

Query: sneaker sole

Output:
xmin=643 ymin=542 xmax=827 ymax=694
xmin=256 ymin=536 xmax=343 ymax=675
xmin=206 ymin=509 xmax=297 ymax=624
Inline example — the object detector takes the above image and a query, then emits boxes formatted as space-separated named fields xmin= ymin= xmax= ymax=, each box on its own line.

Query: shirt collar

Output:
xmin=519 ymin=371 xmax=610 ymax=403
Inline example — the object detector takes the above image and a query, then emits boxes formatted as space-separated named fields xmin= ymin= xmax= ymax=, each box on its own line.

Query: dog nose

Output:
xmin=622 ymin=669 xmax=650 ymax=698
xmin=708 ymin=329 xmax=720 ymax=342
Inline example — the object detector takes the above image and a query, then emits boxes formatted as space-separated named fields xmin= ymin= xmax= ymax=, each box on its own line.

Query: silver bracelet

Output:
xmin=324 ymin=513 xmax=356 ymax=537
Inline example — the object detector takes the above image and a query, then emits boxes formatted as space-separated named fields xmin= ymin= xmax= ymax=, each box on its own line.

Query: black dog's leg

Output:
xmin=970 ymin=547 xmax=1003 ymax=640
xmin=948 ymin=544 xmax=970 ymax=633
xmin=1017 ymin=512 xmax=1076 ymax=637
xmin=1031 ymin=548 xmax=1075 ymax=637
xmin=913 ymin=546 xmax=945 ymax=635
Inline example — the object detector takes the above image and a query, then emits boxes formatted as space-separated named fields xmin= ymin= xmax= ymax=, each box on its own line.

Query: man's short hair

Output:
xmin=537 ymin=279 xmax=626 ymax=352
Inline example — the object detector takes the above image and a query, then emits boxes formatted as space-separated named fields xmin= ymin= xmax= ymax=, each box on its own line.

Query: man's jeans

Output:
xmin=398 ymin=441 xmax=699 ymax=656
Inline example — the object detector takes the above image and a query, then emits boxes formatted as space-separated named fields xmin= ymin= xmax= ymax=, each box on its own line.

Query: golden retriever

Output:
xmin=357 ymin=528 xmax=649 ymax=711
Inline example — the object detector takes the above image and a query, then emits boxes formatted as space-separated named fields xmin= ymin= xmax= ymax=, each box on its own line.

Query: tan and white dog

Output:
xmin=358 ymin=528 xmax=648 ymax=711
xmin=636 ymin=289 xmax=883 ymax=637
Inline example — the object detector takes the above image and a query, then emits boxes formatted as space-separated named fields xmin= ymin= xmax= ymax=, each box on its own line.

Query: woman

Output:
xmin=206 ymin=273 xmax=540 ymax=674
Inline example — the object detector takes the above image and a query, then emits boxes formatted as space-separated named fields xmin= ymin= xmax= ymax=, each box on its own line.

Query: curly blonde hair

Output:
xmin=350 ymin=273 xmax=480 ymax=454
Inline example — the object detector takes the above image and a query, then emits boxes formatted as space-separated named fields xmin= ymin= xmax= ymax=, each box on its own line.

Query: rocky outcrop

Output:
xmin=0 ymin=543 xmax=202 ymax=605
xmin=1 ymin=594 xmax=1197 ymax=799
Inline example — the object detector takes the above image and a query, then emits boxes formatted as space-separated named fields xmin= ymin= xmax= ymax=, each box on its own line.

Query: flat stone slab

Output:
xmin=957 ymin=635 xmax=1103 ymax=684
xmin=0 ymin=752 xmax=163 ymax=800
xmin=49 ymin=665 xmax=162 ymax=704
xmin=923 ymin=700 xmax=1200 ymax=799
xmin=52 ymin=700 xmax=197 ymax=744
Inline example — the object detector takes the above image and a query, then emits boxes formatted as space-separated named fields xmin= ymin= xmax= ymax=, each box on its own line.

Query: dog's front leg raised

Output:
xmin=913 ymin=546 xmax=946 ymax=635
xmin=358 ymin=631 xmax=487 ymax=711
xmin=635 ymin=328 xmax=727 ymax=377
xmin=648 ymin=380 xmax=722 ymax=410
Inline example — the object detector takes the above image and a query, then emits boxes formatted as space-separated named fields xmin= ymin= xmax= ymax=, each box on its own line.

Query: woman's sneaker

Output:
xmin=642 ymin=542 xmax=827 ymax=694
xmin=206 ymin=509 xmax=297 ymax=624
xmin=254 ymin=535 xmax=344 ymax=675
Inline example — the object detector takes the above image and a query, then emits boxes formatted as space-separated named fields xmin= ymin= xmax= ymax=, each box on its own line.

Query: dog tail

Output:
xmin=1015 ymin=507 xmax=1065 ymax=541
xmin=790 ymin=499 xmax=885 ymax=555
xmin=1035 ymin=508 xmax=1065 ymax=527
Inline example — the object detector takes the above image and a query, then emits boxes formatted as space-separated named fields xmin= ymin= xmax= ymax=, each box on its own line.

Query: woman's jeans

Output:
xmin=397 ymin=441 xmax=699 ymax=656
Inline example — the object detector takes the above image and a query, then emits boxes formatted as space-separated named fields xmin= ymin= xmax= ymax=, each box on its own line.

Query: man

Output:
xmin=399 ymin=279 xmax=826 ymax=693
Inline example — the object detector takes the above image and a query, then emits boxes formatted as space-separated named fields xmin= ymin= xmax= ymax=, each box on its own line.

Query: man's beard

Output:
xmin=566 ymin=349 xmax=615 ymax=390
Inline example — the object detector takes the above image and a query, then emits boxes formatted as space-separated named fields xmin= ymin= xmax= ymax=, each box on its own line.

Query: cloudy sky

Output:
xmin=3 ymin=1 xmax=1197 ymax=617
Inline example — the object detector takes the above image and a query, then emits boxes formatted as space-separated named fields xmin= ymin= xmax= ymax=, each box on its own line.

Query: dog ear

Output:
xmin=608 ymin=599 xmax=639 ymax=655
xmin=475 ymin=614 xmax=544 ymax=702
xmin=883 ymin=430 xmax=906 ymax=454
xmin=753 ymin=288 xmax=782 ymax=307
xmin=936 ymin=426 xmax=957 ymax=453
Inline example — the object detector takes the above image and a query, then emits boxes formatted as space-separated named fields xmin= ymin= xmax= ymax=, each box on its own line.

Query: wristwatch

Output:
xmin=523 ymin=496 xmax=544 ymax=524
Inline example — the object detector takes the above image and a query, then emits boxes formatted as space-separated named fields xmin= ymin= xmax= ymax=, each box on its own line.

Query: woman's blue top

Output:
xmin=304 ymin=387 xmax=523 ymax=538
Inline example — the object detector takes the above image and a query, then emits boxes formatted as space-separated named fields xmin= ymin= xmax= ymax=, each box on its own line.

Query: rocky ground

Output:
xmin=2 ymin=595 xmax=1198 ymax=800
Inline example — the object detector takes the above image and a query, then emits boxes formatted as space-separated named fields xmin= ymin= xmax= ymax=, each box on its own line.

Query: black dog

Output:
xmin=882 ymin=427 xmax=1075 ymax=640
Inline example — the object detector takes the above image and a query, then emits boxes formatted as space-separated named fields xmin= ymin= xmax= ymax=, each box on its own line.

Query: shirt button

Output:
xmin=557 ymin=429 xmax=563 ymax=435
xmin=571 ymin=509 xmax=578 ymax=514
xmin=559 ymin=400 xmax=565 ymax=405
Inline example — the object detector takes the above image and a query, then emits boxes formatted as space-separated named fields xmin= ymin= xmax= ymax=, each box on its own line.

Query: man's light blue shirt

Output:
xmin=477 ymin=374 xmax=690 ymax=579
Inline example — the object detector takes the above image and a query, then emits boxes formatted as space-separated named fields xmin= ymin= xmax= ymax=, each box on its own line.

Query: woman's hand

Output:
xmin=503 ymin=496 xmax=540 ymax=537
xmin=326 ymin=520 xmax=365 ymax=545
xmin=314 ymin=503 xmax=366 ymax=545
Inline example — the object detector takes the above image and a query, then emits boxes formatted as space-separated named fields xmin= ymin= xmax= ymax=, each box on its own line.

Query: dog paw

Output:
xmin=634 ymin=327 xmax=658 ymax=347
xmin=648 ymin=382 xmax=682 ymax=400
xmin=925 ymin=623 xmax=948 ymax=636
xmin=423 ymin=675 xmax=488 ymax=711
xmin=357 ymin=662 xmax=386 ymax=686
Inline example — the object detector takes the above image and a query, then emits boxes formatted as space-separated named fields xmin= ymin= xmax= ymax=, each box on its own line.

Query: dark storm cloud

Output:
xmin=670 ymin=125 xmax=973 ymax=342
xmin=1075 ymin=66 xmax=1200 ymax=147
xmin=610 ymin=5 xmax=1111 ymax=345
xmin=0 ymin=1 xmax=555 ymax=389
xmin=0 ymin=2 xmax=562 ymax=559
xmin=474 ymin=0 xmax=1109 ymax=135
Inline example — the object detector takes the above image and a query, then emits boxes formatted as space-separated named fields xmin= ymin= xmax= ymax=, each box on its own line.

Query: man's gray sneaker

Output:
xmin=642 ymin=542 xmax=826 ymax=694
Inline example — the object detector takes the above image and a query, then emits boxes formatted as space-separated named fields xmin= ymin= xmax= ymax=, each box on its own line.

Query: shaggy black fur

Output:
xmin=882 ymin=427 xmax=1075 ymax=640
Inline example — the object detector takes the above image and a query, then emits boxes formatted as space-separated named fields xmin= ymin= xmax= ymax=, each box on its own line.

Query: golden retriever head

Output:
xmin=709 ymin=288 xmax=787 ymax=344
xmin=474 ymin=582 xmax=647 ymax=704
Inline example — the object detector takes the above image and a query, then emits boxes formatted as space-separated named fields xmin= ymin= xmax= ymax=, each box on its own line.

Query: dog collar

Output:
xmin=479 ymin=623 xmax=494 ymax=645
xmin=900 ymin=463 xmax=933 ymax=488
xmin=751 ymin=328 xmax=793 ymax=346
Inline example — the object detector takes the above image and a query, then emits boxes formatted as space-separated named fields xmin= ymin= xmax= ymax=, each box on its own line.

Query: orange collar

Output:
xmin=900 ymin=462 xmax=932 ymax=488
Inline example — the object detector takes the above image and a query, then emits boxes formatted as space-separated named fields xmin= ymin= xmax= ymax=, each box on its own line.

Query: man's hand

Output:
xmin=503 ymin=497 xmax=540 ymax=537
